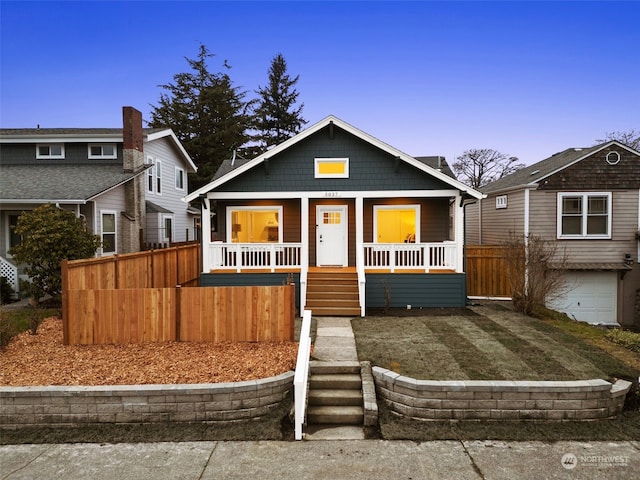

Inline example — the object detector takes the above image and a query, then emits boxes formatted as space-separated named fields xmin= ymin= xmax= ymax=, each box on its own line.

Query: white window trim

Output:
xmin=88 ymin=144 xmax=117 ymax=159
xmin=156 ymin=160 xmax=162 ymax=195
xmin=175 ymin=166 xmax=185 ymax=191
xmin=146 ymin=156 xmax=155 ymax=194
xmin=314 ymin=157 xmax=349 ymax=178
xmin=373 ymin=204 xmax=421 ymax=243
xmin=557 ymin=192 xmax=612 ymax=239
xmin=226 ymin=205 xmax=283 ymax=243
xmin=162 ymin=214 xmax=174 ymax=243
xmin=36 ymin=143 xmax=65 ymax=159
xmin=100 ymin=210 xmax=117 ymax=256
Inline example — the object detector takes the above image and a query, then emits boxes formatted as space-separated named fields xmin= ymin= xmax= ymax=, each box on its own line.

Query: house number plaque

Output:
xmin=324 ymin=191 xmax=340 ymax=197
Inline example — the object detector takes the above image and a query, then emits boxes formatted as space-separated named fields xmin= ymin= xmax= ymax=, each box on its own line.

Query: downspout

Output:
xmin=524 ymin=188 xmax=530 ymax=296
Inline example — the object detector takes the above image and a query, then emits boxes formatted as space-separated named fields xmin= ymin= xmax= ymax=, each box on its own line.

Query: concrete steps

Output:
xmin=305 ymin=271 xmax=360 ymax=317
xmin=307 ymin=362 xmax=363 ymax=427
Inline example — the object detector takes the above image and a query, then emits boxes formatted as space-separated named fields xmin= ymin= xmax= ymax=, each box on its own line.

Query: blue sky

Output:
xmin=1 ymin=1 xmax=639 ymax=165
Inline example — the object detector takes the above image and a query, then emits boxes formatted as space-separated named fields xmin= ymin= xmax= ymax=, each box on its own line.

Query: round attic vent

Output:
xmin=606 ymin=151 xmax=620 ymax=165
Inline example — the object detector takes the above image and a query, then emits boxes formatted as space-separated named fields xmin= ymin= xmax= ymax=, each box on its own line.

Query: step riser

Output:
xmin=309 ymin=379 xmax=362 ymax=390
xmin=309 ymin=361 xmax=361 ymax=375
xmin=305 ymin=309 xmax=361 ymax=317
xmin=309 ymin=390 xmax=363 ymax=407
xmin=307 ymin=414 xmax=364 ymax=425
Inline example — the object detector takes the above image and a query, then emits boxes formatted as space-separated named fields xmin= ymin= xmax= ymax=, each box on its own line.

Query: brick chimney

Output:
xmin=122 ymin=106 xmax=144 ymax=172
xmin=121 ymin=106 xmax=146 ymax=253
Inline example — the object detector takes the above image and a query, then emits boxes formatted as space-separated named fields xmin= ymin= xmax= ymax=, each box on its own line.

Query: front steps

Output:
xmin=307 ymin=361 xmax=364 ymax=426
xmin=305 ymin=271 xmax=360 ymax=316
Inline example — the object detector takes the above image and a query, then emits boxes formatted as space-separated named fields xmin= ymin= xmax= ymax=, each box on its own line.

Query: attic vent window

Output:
xmin=606 ymin=151 xmax=620 ymax=165
xmin=495 ymin=195 xmax=508 ymax=209
xmin=315 ymin=157 xmax=349 ymax=178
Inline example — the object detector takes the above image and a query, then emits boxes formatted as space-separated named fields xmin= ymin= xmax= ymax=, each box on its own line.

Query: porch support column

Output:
xmin=201 ymin=197 xmax=211 ymax=272
xmin=455 ymin=193 xmax=464 ymax=273
xmin=300 ymin=196 xmax=309 ymax=309
xmin=355 ymin=195 xmax=365 ymax=316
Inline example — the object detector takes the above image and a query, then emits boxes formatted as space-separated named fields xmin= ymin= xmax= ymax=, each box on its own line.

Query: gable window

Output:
xmin=558 ymin=192 xmax=611 ymax=239
xmin=175 ymin=167 xmax=185 ymax=190
xmin=88 ymin=144 xmax=117 ymax=159
xmin=315 ymin=157 xmax=349 ymax=178
xmin=36 ymin=144 xmax=64 ymax=159
xmin=373 ymin=205 xmax=419 ymax=243
xmin=496 ymin=195 xmax=508 ymax=209
xmin=101 ymin=211 xmax=117 ymax=255
xmin=227 ymin=206 xmax=282 ymax=243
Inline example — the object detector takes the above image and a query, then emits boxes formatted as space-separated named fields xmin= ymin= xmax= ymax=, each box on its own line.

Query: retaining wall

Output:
xmin=373 ymin=367 xmax=632 ymax=421
xmin=0 ymin=372 xmax=293 ymax=428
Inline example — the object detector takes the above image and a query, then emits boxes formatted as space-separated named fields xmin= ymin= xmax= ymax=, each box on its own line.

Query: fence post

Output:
xmin=175 ymin=284 xmax=181 ymax=342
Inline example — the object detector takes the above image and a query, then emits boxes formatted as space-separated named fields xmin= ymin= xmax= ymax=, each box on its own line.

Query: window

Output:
xmin=175 ymin=167 xmax=185 ymax=190
xmin=146 ymin=157 xmax=155 ymax=193
xmin=36 ymin=144 xmax=64 ymax=159
xmin=227 ymin=206 xmax=282 ymax=243
xmin=373 ymin=205 xmax=419 ymax=243
xmin=558 ymin=192 xmax=611 ymax=239
xmin=163 ymin=216 xmax=173 ymax=243
xmin=101 ymin=211 xmax=117 ymax=254
xmin=156 ymin=160 xmax=162 ymax=194
xmin=315 ymin=157 xmax=349 ymax=178
xmin=606 ymin=151 xmax=620 ymax=165
xmin=7 ymin=214 xmax=23 ymax=254
xmin=496 ymin=195 xmax=508 ymax=209
xmin=88 ymin=144 xmax=117 ymax=159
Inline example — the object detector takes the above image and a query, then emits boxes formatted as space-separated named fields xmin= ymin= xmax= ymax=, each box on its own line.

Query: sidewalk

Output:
xmin=2 ymin=440 xmax=638 ymax=479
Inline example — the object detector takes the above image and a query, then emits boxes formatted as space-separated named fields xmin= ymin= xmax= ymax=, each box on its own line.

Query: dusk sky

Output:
xmin=1 ymin=1 xmax=639 ymax=166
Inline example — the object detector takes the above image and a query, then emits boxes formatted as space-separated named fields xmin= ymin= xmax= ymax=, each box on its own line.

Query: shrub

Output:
xmin=0 ymin=314 xmax=19 ymax=348
xmin=1 ymin=277 xmax=14 ymax=304
xmin=606 ymin=329 xmax=640 ymax=354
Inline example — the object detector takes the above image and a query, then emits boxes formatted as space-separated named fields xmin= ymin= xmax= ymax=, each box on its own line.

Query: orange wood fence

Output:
xmin=465 ymin=245 xmax=512 ymax=298
xmin=64 ymin=285 xmax=295 ymax=345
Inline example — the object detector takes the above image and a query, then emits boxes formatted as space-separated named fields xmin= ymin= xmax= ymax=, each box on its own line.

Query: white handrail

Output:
xmin=294 ymin=309 xmax=312 ymax=440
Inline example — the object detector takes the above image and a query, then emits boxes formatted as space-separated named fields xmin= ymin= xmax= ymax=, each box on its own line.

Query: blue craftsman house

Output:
xmin=186 ymin=116 xmax=483 ymax=315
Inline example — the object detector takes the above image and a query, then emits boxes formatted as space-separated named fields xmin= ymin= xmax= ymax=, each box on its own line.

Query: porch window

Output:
xmin=228 ymin=206 xmax=282 ymax=243
xmin=373 ymin=205 xmax=419 ymax=243
xmin=557 ymin=192 xmax=611 ymax=239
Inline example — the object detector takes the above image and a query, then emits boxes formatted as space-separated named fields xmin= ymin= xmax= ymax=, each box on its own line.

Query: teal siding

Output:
xmin=365 ymin=273 xmax=466 ymax=308
xmin=216 ymin=125 xmax=451 ymax=193
xmin=200 ymin=273 xmax=301 ymax=309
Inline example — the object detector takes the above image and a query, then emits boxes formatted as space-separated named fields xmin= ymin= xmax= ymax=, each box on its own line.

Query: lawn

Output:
xmin=352 ymin=303 xmax=639 ymax=382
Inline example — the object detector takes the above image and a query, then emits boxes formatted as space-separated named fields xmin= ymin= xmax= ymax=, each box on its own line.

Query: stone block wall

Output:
xmin=0 ymin=372 xmax=293 ymax=428
xmin=373 ymin=367 xmax=632 ymax=421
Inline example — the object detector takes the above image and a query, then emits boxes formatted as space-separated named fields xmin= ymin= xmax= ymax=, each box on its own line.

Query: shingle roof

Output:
xmin=414 ymin=156 xmax=456 ymax=179
xmin=0 ymin=164 xmax=142 ymax=201
xmin=0 ymin=128 xmax=164 ymax=137
xmin=480 ymin=145 xmax=604 ymax=194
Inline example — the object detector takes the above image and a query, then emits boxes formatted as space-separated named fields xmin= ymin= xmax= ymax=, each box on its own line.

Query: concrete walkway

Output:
xmin=311 ymin=317 xmax=359 ymax=363
xmin=2 ymin=440 xmax=638 ymax=479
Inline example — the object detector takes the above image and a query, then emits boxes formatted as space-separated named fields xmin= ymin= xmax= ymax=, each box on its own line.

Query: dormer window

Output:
xmin=88 ymin=144 xmax=117 ymax=159
xmin=36 ymin=144 xmax=64 ymax=159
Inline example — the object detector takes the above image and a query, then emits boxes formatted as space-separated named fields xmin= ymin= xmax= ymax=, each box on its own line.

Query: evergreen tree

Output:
xmin=253 ymin=53 xmax=306 ymax=151
xmin=149 ymin=44 xmax=253 ymax=189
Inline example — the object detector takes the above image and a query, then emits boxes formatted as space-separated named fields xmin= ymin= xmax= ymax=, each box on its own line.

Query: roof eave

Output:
xmin=145 ymin=129 xmax=198 ymax=173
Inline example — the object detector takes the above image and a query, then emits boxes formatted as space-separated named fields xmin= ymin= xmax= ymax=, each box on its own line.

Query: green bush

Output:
xmin=0 ymin=315 xmax=19 ymax=348
xmin=606 ymin=329 xmax=640 ymax=353
xmin=1 ymin=277 xmax=14 ymax=304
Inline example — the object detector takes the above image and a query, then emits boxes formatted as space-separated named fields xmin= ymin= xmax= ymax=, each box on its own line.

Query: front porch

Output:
xmin=201 ymin=241 xmax=465 ymax=316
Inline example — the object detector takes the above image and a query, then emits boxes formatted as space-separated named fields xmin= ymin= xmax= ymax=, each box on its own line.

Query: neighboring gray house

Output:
xmin=186 ymin=115 xmax=483 ymax=316
xmin=0 ymin=107 xmax=197 ymax=295
xmin=466 ymin=141 xmax=640 ymax=327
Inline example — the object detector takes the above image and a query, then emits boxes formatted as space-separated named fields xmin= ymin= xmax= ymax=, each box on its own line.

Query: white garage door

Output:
xmin=547 ymin=272 xmax=618 ymax=325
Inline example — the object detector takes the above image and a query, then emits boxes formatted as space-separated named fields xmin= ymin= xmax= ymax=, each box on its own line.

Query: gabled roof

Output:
xmin=186 ymin=115 xmax=482 ymax=202
xmin=0 ymin=164 xmax=146 ymax=203
xmin=480 ymin=141 xmax=637 ymax=194
xmin=0 ymin=128 xmax=197 ymax=173
xmin=414 ymin=156 xmax=456 ymax=179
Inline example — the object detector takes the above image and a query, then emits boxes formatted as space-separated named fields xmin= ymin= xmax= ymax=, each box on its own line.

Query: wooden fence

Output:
xmin=465 ymin=245 xmax=512 ymax=298
xmin=64 ymin=285 xmax=296 ymax=345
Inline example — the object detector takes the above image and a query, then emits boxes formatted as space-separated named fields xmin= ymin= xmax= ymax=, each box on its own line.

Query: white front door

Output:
xmin=316 ymin=205 xmax=348 ymax=266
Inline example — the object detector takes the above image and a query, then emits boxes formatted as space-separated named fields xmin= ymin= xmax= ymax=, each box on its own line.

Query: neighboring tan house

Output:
xmin=186 ymin=115 xmax=483 ymax=316
xmin=0 ymin=106 xmax=197 ymax=295
xmin=466 ymin=141 xmax=640 ymax=327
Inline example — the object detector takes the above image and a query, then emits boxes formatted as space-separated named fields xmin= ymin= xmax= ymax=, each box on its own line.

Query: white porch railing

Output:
xmin=0 ymin=256 xmax=19 ymax=295
xmin=294 ymin=309 xmax=312 ymax=440
xmin=208 ymin=242 xmax=302 ymax=272
xmin=362 ymin=242 xmax=458 ymax=272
